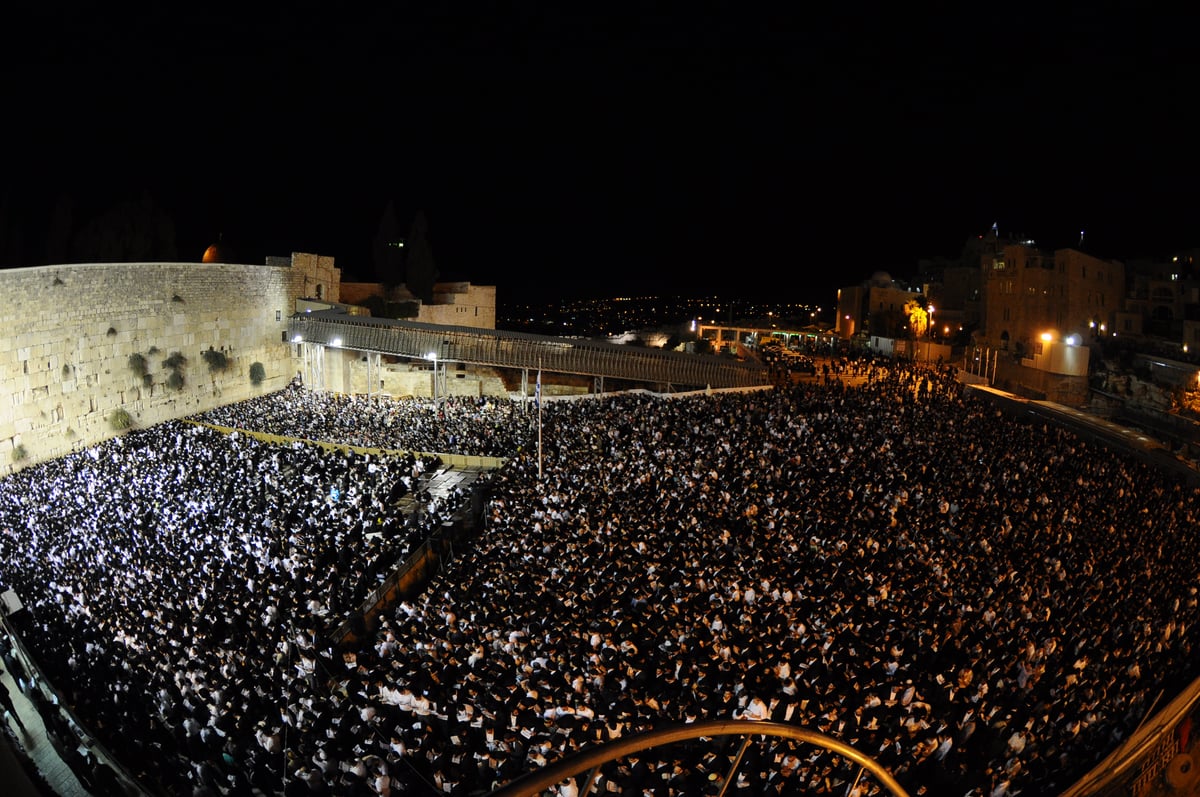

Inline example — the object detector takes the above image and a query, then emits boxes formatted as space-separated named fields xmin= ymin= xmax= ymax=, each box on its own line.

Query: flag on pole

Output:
xmin=535 ymin=368 xmax=541 ymax=410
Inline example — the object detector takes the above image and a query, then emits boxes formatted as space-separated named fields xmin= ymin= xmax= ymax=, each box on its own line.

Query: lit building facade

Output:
xmin=835 ymin=272 xmax=923 ymax=341
xmin=980 ymin=243 xmax=1124 ymax=353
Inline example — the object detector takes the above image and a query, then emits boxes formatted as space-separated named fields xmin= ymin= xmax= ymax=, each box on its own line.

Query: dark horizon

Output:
xmin=3 ymin=5 xmax=1198 ymax=307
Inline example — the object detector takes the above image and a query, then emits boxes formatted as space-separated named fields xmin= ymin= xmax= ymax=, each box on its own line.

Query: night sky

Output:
xmin=4 ymin=4 xmax=1198 ymax=305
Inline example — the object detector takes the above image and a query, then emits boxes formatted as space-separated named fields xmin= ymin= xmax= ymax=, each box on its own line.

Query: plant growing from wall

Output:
xmin=109 ymin=408 xmax=134 ymax=431
xmin=249 ymin=362 xmax=266 ymax=386
xmin=129 ymin=353 xmax=149 ymax=378
xmin=163 ymin=352 xmax=187 ymax=391
xmin=201 ymin=347 xmax=229 ymax=373
xmin=106 ymin=326 xmax=117 ymax=337
xmin=12 ymin=444 xmax=27 ymax=462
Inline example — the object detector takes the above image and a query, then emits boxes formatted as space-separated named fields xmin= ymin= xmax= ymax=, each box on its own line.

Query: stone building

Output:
xmin=979 ymin=242 xmax=1124 ymax=354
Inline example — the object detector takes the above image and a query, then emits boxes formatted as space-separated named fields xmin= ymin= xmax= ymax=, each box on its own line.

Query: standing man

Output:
xmin=0 ymin=669 xmax=27 ymax=734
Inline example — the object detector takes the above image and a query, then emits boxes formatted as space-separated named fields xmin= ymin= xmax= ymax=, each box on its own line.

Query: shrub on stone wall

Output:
xmin=201 ymin=347 xmax=229 ymax=373
xmin=12 ymin=444 xmax=27 ymax=462
xmin=249 ymin=362 xmax=266 ymax=385
xmin=128 ymin=353 xmax=149 ymax=377
xmin=109 ymin=408 xmax=134 ymax=431
xmin=161 ymin=351 xmax=188 ymax=391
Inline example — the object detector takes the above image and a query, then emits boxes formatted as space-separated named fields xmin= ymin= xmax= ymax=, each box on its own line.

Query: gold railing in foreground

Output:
xmin=490 ymin=719 xmax=911 ymax=797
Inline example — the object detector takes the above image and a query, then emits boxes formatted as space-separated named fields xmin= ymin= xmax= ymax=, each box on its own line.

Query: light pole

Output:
xmin=926 ymin=305 xmax=935 ymax=362
xmin=426 ymin=352 xmax=439 ymax=401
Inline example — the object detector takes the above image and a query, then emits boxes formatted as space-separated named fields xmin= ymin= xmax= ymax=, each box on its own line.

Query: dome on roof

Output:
xmin=203 ymin=235 xmax=236 ymax=264
xmin=202 ymin=243 xmax=228 ymax=263
xmin=868 ymin=271 xmax=894 ymax=287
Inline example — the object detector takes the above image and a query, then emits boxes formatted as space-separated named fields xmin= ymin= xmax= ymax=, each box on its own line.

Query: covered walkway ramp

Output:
xmin=287 ymin=311 xmax=770 ymax=393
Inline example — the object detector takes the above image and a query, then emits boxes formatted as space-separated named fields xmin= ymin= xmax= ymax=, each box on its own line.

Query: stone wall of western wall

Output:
xmin=0 ymin=255 xmax=338 ymax=471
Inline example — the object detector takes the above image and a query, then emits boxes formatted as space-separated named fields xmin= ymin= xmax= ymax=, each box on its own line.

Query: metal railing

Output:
xmin=490 ymin=719 xmax=911 ymax=797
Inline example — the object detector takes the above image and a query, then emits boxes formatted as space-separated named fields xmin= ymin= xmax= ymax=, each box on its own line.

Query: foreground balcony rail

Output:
xmin=489 ymin=719 xmax=911 ymax=797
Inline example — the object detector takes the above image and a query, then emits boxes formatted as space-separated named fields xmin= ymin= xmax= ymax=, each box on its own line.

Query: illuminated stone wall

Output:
xmin=0 ymin=254 xmax=338 ymax=471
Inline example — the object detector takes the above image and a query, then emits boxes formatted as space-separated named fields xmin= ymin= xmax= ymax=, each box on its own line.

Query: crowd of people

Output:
xmin=0 ymin=412 xmax=477 ymax=795
xmin=193 ymin=391 xmax=532 ymax=458
xmin=0 ymin=360 xmax=1198 ymax=797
